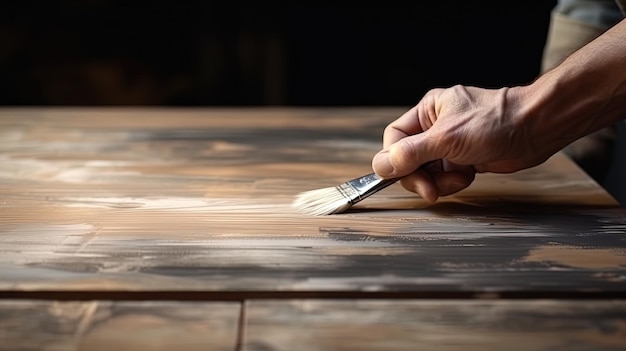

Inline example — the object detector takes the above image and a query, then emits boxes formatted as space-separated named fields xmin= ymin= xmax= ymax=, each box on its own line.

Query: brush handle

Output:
xmin=342 ymin=173 xmax=398 ymax=204
xmin=343 ymin=160 xmax=438 ymax=204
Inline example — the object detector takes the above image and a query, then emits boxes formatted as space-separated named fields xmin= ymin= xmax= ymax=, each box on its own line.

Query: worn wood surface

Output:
xmin=243 ymin=299 xmax=626 ymax=351
xmin=0 ymin=300 xmax=240 ymax=351
xmin=0 ymin=107 xmax=625 ymax=297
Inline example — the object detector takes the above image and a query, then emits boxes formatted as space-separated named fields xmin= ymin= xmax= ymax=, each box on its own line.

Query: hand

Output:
xmin=372 ymin=19 xmax=626 ymax=203
xmin=371 ymin=85 xmax=552 ymax=202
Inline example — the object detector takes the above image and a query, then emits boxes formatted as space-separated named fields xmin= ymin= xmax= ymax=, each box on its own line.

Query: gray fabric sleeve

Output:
xmin=554 ymin=0 xmax=623 ymax=29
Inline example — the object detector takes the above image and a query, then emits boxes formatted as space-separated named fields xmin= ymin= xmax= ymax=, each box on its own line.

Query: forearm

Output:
xmin=514 ymin=18 xmax=626 ymax=155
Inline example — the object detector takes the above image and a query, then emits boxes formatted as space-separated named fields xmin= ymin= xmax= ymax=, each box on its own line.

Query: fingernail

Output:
xmin=373 ymin=151 xmax=395 ymax=177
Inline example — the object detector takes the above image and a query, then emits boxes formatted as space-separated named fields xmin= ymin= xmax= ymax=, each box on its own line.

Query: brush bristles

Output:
xmin=292 ymin=186 xmax=353 ymax=216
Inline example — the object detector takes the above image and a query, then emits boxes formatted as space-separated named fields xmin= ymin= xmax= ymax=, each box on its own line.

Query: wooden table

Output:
xmin=1 ymin=107 xmax=625 ymax=350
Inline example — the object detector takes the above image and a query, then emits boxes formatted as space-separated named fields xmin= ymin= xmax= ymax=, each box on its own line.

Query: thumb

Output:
xmin=372 ymin=132 xmax=442 ymax=178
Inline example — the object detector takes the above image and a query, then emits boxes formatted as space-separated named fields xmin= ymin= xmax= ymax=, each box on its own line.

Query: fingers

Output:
xmin=373 ymin=88 xmax=475 ymax=202
xmin=382 ymin=106 xmax=419 ymax=149
xmin=434 ymin=169 xmax=475 ymax=196
xmin=399 ymin=171 xmax=438 ymax=202
xmin=374 ymin=91 xmax=443 ymax=179
xmin=372 ymin=131 xmax=444 ymax=178
xmin=398 ymin=161 xmax=476 ymax=202
xmin=382 ymin=92 xmax=440 ymax=149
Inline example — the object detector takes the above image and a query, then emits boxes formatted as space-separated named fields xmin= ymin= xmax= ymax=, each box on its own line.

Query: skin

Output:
xmin=372 ymin=19 xmax=626 ymax=203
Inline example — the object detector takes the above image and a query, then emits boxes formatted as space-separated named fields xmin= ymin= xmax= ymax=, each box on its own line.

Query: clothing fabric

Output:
xmin=543 ymin=0 xmax=625 ymax=206
xmin=555 ymin=0 xmax=623 ymax=27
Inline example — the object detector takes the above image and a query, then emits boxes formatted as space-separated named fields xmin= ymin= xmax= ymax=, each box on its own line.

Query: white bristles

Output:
xmin=292 ymin=186 xmax=353 ymax=216
xmin=292 ymin=172 xmax=396 ymax=216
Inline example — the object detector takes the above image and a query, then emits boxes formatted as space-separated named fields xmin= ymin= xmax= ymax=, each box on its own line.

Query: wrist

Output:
xmin=518 ymin=20 xmax=626 ymax=146
xmin=512 ymin=62 xmax=622 ymax=160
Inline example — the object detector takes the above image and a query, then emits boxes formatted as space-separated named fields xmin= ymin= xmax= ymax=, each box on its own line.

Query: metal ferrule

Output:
xmin=338 ymin=173 xmax=397 ymax=205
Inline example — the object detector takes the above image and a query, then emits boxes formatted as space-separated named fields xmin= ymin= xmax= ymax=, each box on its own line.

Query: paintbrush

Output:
xmin=292 ymin=172 xmax=398 ymax=216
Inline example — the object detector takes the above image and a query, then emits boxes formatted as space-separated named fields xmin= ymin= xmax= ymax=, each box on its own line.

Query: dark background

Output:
xmin=0 ymin=1 xmax=557 ymax=106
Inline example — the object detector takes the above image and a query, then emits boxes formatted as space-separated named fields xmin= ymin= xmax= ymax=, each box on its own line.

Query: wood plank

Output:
xmin=0 ymin=300 xmax=239 ymax=351
xmin=0 ymin=108 xmax=625 ymax=295
xmin=243 ymin=299 xmax=626 ymax=351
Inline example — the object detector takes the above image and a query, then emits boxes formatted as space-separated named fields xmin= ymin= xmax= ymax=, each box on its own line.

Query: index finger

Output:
xmin=383 ymin=94 xmax=435 ymax=148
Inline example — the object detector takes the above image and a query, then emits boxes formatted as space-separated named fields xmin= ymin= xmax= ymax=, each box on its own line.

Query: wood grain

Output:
xmin=0 ymin=107 xmax=624 ymax=296
xmin=243 ymin=299 xmax=626 ymax=351
xmin=0 ymin=300 xmax=240 ymax=351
